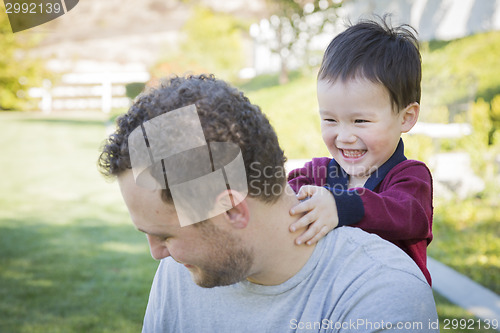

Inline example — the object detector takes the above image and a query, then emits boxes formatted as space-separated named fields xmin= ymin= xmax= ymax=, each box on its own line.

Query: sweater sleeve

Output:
xmin=342 ymin=161 xmax=433 ymax=242
xmin=287 ymin=162 xmax=313 ymax=194
xmin=287 ymin=158 xmax=331 ymax=193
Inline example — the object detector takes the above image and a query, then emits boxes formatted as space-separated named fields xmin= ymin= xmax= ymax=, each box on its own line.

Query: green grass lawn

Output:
xmin=1 ymin=109 xmax=498 ymax=332
xmin=433 ymin=292 xmax=499 ymax=332
xmin=430 ymin=195 xmax=500 ymax=294
xmin=0 ymin=112 xmax=157 ymax=332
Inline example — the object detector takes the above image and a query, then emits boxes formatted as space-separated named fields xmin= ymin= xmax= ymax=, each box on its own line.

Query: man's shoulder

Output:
xmin=324 ymin=227 xmax=428 ymax=284
xmin=327 ymin=226 xmax=405 ymax=261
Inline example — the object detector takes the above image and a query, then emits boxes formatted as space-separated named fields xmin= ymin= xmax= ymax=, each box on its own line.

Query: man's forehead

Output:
xmin=118 ymin=170 xmax=178 ymax=221
xmin=119 ymin=169 xmax=158 ymax=191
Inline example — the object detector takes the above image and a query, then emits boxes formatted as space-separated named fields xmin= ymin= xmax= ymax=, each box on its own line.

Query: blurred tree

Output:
xmin=456 ymin=99 xmax=500 ymax=179
xmin=469 ymin=99 xmax=491 ymax=148
xmin=422 ymin=31 xmax=500 ymax=111
xmin=151 ymin=6 xmax=246 ymax=81
xmin=263 ymin=0 xmax=342 ymax=84
xmin=490 ymin=95 xmax=500 ymax=145
xmin=182 ymin=6 xmax=246 ymax=79
xmin=125 ymin=82 xmax=146 ymax=100
xmin=0 ymin=5 xmax=45 ymax=110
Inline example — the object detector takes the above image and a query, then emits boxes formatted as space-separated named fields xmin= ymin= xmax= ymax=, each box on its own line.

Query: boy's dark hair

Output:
xmin=98 ymin=74 xmax=287 ymax=204
xmin=318 ymin=15 xmax=421 ymax=112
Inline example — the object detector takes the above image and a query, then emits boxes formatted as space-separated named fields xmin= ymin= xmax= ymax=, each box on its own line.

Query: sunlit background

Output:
xmin=1 ymin=0 xmax=499 ymax=332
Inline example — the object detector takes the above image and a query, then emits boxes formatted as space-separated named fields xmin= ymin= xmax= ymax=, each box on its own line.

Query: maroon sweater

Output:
xmin=288 ymin=139 xmax=434 ymax=285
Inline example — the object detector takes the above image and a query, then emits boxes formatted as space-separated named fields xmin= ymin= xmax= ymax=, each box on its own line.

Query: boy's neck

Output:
xmin=348 ymin=175 xmax=369 ymax=189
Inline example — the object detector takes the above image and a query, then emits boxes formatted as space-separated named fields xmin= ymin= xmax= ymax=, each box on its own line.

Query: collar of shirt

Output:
xmin=326 ymin=138 xmax=407 ymax=191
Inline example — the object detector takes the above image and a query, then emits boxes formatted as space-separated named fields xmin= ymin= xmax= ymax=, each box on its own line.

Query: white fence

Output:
xmin=29 ymin=71 xmax=150 ymax=114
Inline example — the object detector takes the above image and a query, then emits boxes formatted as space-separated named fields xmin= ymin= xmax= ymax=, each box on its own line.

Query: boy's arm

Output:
xmin=287 ymin=157 xmax=331 ymax=193
xmin=332 ymin=161 xmax=433 ymax=241
xmin=290 ymin=185 xmax=339 ymax=245
xmin=287 ymin=158 xmax=337 ymax=245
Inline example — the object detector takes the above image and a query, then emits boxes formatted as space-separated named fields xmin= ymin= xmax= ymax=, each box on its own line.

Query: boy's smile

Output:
xmin=340 ymin=149 xmax=366 ymax=159
xmin=317 ymin=78 xmax=419 ymax=188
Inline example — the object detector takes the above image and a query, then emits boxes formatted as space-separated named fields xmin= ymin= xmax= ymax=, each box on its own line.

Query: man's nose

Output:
xmin=146 ymin=234 xmax=171 ymax=260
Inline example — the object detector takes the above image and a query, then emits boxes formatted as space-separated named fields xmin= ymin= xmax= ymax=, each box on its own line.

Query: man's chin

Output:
xmin=189 ymin=268 xmax=242 ymax=288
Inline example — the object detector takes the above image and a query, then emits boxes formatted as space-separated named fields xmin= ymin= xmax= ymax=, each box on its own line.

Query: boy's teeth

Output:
xmin=342 ymin=149 xmax=366 ymax=158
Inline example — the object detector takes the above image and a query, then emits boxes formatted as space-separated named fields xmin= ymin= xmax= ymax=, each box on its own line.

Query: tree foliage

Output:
xmin=421 ymin=31 xmax=500 ymax=145
xmin=455 ymin=99 xmax=500 ymax=180
xmin=181 ymin=6 xmax=246 ymax=79
xmin=262 ymin=0 xmax=342 ymax=83
xmin=151 ymin=6 xmax=246 ymax=81
xmin=422 ymin=31 xmax=500 ymax=106
xmin=0 ymin=5 xmax=45 ymax=110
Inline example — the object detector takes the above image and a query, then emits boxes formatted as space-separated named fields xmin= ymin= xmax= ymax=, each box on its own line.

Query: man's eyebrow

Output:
xmin=136 ymin=228 xmax=172 ymax=238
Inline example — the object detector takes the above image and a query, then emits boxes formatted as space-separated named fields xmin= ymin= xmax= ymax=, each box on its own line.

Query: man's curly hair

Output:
xmin=98 ymin=74 xmax=287 ymax=204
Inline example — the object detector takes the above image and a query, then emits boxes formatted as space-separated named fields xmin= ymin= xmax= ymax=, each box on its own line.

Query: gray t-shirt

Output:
xmin=142 ymin=226 xmax=438 ymax=332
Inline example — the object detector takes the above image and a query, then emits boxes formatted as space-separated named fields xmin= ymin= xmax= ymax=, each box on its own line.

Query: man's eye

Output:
xmin=155 ymin=235 xmax=170 ymax=242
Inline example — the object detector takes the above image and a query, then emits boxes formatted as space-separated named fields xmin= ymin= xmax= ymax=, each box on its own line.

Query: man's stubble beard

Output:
xmin=191 ymin=222 xmax=254 ymax=288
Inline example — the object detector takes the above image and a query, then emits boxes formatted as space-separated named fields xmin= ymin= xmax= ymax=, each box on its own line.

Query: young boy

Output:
xmin=288 ymin=17 xmax=434 ymax=285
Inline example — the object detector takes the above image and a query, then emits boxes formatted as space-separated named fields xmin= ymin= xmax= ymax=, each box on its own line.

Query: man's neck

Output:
xmin=245 ymin=186 xmax=317 ymax=286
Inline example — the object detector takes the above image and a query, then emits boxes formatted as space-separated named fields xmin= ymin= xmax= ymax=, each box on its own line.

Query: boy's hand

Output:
xmin=289 ymin=185 xmax=339 ymax=245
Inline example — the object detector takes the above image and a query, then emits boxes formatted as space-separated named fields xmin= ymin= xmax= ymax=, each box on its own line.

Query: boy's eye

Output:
xmin=324 ymin=118 xmax=336 ymax=122
xmin=355 ymin=119 xmax=369 ymax=123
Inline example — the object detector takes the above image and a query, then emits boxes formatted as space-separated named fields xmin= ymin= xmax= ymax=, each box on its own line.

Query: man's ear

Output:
xmin=400 ymin=102 xmax=420 ymax=133
xmin=215 ymin=190 xmax=249 ymax=229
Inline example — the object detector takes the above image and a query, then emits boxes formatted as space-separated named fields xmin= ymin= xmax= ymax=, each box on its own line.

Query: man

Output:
xmin=99 ymin=74 xmax=438 ymax=332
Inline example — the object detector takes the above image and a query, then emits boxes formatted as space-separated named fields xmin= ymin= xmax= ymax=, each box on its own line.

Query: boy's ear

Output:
xmin=400 ymin=102 xmax=420 ymax=133
xmin=215 ymin=190 xmax=249 ymax=229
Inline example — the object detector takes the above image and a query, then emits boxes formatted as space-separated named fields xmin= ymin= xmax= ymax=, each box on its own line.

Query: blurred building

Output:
xmin=342 ymin=0 xmax=500 ymax=40
xmin=251 ymin=0 xmax=500 ymax=75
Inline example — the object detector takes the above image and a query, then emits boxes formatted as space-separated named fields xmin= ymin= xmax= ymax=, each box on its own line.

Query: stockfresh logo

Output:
xmin=128 ymin=104 xmax=248 ymax=227
xmin=3 ymin=0 xmax=79 ymax=33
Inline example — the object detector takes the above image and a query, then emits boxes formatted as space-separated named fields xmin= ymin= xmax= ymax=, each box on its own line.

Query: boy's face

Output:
xmin=317 ymin=78 xmax=418 ymax=185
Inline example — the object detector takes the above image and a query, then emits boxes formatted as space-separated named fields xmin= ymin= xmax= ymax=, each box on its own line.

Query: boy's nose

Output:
xmin=146 ymin=234 xmax=171 ymax=260
xmin=336 ymin=126 xmax=356 ymax=143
